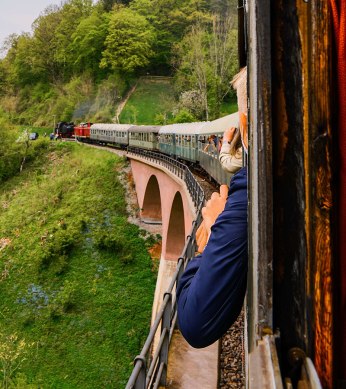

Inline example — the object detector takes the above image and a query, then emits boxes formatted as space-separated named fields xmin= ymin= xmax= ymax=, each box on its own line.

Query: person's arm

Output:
xmin=219 ymin=144 xmax=243 ymax=173
xmin=177 ymin=170 xmax=248 ymax=348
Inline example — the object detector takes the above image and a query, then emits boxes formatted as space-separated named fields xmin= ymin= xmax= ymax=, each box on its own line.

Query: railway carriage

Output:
xmin=157 ymin=129 xmax=175 ymax=157
xmin=128 ymin=125 xmax=161 ymax=150
xmin=198 ymin=112 xmax=239 ymax=185
xmin=90 ymin=123 xmax=131 ymax=147
xmin=158 ymin=122 xmax=206 ymax=162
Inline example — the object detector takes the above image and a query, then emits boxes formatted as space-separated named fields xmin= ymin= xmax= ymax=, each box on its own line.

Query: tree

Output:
xmin=31 ymin=5 xmax=64 ymax=83
xmin=70 ymin=11 xmax=109 ymax=75
xmin=173 ymin=13 xmax=238 ymax=119
xmin=53 ymin=0 xmax=94 ymax=79
xmin=130 ymin=0 xmax=210 ymax=71
xmin=174 ymin=25 xmax=210 ymax=119
xmin=178 ymin=90 xmax=205 ymax=118
xmin=100 ymin=7 xmax=156 ymax=73
xmin=101 ymin=0 xmax=131 ymax=11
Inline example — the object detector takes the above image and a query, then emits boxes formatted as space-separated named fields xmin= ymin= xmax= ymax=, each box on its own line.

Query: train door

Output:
xmin=247 ymin=0 xmax=339 ymax=387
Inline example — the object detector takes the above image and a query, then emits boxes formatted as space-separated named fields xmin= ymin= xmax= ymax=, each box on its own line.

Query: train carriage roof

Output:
xmin=198 ymin=112 xmax=239 ymax=135
xmin=90 ymin=123 xmax=133 ymax=131
xmin=159 ymin=122 xmax=207 ymax=135
xmin=129 ymin=125 xmax=161 ymax=133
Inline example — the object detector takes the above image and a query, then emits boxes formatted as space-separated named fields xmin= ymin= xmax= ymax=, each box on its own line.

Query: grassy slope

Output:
xmin=0 ymin=142 xmax=157 ymax=388
xmin=119 ymin=79 xmax=175 ymax=125
xmin=119 ymin=78 xmax=238 ymax=125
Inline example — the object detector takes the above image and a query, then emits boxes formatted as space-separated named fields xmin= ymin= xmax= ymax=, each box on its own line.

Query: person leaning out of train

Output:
xmin=177 ymin=66 xmax=248 ymax=348
xmin=219 ymin=126 xmax=243 ymax=174
xmin=203 ymin=135 xmax=217 ymax=152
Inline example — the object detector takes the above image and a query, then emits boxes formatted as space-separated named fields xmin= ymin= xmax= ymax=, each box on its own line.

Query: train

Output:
xmin=56 ymin=113 xmax=240 ymax=186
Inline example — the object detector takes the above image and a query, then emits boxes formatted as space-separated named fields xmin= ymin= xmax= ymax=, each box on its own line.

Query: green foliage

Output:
xmin=70 ymin=10 xmax=110 ymax=74
xmin=130 ymin=0 xmax=211 ymax=70
xmin=39 ymin=228 xmax=76 ymax=275
xmin=47 ymin=280 xmax=78 ymax=318
xmin=0 ymin=333 xmax=34 ymax=389
xmin=89 ymin=73 xmax=128 ymax=122
xmin=0 ymin=121 xmax=51 ymax=183
xmin=120 ymin=78 xmax=175 ymax=124
xmin=100 ymin=6 xmax=156 ymax=73
xmin=173 ymin=14 xmax=238 ymax=119
xmin=0 ymin=0 xmax=239 ymax=125
xmin=172 ymin=108 xmax=196 ymax=123
xmin=0 ymin=143 xmax=157 ymax=387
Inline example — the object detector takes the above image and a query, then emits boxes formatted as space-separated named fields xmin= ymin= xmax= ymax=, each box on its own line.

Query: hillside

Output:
xmin=119 ymin=78 xmax=175 ymax=125
xmin=0 ymin=142 xmax=158 ymax=388
xmin=0 ymin=0 xmax=238 ymax=126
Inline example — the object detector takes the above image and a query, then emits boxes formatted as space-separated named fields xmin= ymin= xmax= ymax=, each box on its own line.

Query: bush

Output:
xmin=172 ymin=108 xmax=196 ymax=123
xmin=39 ymin=229 xmax=76 ymax=274
xmin=47 ymin=280 xmax=78 ymax=319
xmin=93 ymin=228 xmax=134 ymax=265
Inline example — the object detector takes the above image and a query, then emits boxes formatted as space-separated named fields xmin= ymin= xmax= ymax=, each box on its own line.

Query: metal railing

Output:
xmin=127 ymin=147 xmax=205 ymax=207
xmin=126 ymin=147 xmax=205 ymax=389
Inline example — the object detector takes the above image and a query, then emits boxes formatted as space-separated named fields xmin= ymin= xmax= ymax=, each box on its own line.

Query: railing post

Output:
xmin=159 ymin=293 xmax=172 ymax=386
xmin=134 ymin=357 xmax=146 ymax=389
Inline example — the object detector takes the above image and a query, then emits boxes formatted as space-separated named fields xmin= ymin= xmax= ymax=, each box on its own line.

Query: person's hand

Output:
xmin=196 ymin=185 xmax=229 ymax=253
xmin=223 ymin=127 xmax=237 ymax=143
xmin=196 ymin=220 xmax=208 ymax=253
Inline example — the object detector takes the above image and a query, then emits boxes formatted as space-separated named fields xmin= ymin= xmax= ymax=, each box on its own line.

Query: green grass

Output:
xmin=20 ymin=125 xmax=53 ymax=137
xmin=119 ymin=78 xmax=175 ymax=125
xmin=0 ymin=143 xmax=157 ymax=388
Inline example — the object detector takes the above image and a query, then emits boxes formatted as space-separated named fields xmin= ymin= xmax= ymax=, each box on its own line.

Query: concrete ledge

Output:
xmin=165 ymin=330 xmax=219 ymax=389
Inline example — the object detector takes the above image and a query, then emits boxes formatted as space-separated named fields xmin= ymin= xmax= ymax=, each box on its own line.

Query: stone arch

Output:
xmin=141 ymin=175 xmax=162 ymax=224
xmin=166 ymin=192 xmax=185 ymax=260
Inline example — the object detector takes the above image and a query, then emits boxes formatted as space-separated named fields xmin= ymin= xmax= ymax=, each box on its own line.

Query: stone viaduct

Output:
xmin=128 ymin=154 xmax=197 ymax=323
xmin=129 ymin=156 xmax=197 ymax=261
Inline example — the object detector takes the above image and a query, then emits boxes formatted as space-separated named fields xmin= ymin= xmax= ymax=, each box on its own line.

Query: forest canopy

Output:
xmin=0 ymin=0 xmax=238 ymax=125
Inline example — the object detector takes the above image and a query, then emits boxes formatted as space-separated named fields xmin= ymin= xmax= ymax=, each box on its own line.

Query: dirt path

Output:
xmin=114 ymin=83 xmax=138 ymax=123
